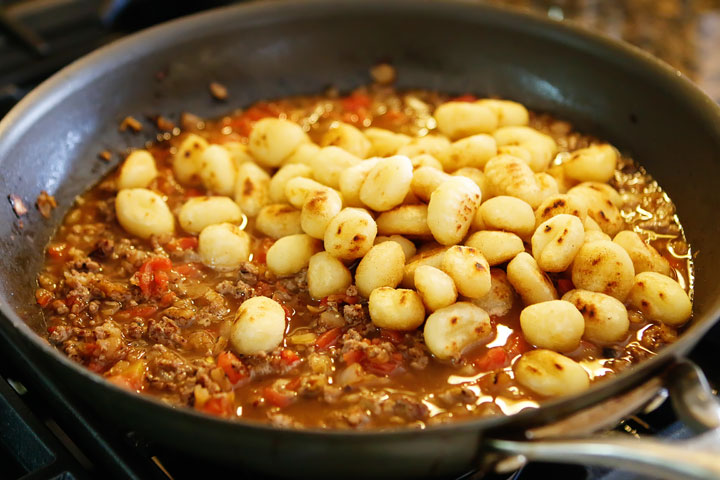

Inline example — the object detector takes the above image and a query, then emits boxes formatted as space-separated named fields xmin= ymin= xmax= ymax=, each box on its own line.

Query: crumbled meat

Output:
xmin=147 ymin=317 xmax=187 ymax=348
xmin=180 ymin=112 xmax=203 ymax=130
xmin=146 ymin=345 xmax=194 ymax=393
xmin=640 ymin=324 xmax=677 ymax=350
xmin=437 ymin=386 xmax=477 ymax=406
xmin=154 ymin=115 xmax=175 ymax=131
xmin=268 ymin=412 xmax=298 ymax=428
xmin=48 ymin=324 xmax=73 ymax=344
xmin=237 ymin=262 xmax=259 ymax=284
xmin=36 ymin=190 xmax=57 ymax=218
xmin=90 ymin=238 xmax=115 ymax=259
xmin=297 ymin=374 xmax=328 ymax=399
xmin=119 ymin=116 xmax=142 ymax=132
xmin=209 ymin=81 xmax=228 ymax=101
xmin=382 ymin=395 xmax=429 ymax=421
xmin=125 ymin=318 xmax=147 ymax=339
xmin=343 ymin=304 xmax=367 ymax=324
xmin=162 ymin=300 xmax=196 ymax=328
xmin=215 ymin=279 xmax=254 ymax=299
xmin=8 ymin=194 xmax=27 ymax=217
xmin=67 ymin=258 xmax=101 ymax=272
xmin=98 ymin=150 xmax=112 ymax=161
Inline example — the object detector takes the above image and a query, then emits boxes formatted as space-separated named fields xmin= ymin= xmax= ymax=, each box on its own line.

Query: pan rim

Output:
xmin=0 ymin=0 xmax=719 ymax=440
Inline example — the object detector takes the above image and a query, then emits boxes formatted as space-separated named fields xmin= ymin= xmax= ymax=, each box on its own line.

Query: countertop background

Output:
xmin=485 ymin=0 xmax=720 ymax=103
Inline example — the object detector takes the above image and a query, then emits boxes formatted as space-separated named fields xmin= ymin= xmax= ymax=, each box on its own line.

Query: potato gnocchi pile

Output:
xmin=109 ymin=93 xmax=692 ymax=400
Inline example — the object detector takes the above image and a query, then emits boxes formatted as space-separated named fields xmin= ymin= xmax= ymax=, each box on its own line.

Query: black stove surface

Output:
xmin=1 ymin=1 xmax=719 ymax=479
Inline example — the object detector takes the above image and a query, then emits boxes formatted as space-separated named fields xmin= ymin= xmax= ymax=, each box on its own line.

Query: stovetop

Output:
xmin=2 ymin=0 xmax=720 ymax=478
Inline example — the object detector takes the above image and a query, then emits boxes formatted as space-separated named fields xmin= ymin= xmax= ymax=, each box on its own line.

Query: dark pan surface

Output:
xmin=1 ymin=0 xmax=720 ymax=477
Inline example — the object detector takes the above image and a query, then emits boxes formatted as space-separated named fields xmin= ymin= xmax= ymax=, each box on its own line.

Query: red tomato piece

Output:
xmin=35 ymin=289 xmax=53 ymax=307
xmin=505 ymin=332 xmax=531 ymax=358
xmin=315 ymin=327 xmax=343 ymax=350
xmin=137 ymin=257 xmax=172 ymax=297
xmin=176 ymin=237 xmax=199 ymax=250
xmin=341 ymin=92 xmax=371 ymax=112
xmin=472 ymin=347 xmax=509 ymax=372
xmin=280 ymin=349 xmax=300 ymax=366
xmin=342 ymin=349 xmax=364 ymax=365
xmin=200 ymin=395 xmax=235 ymax=416
xmin=263 ymin=387 xmax=293 ymax=408
xmin=47 ymin=243 xmax=68 ymax=260
xmin=174 ymin=262 xmax=202 ymax=278
xmin=217 ymin=351 xmax=247 ymax=385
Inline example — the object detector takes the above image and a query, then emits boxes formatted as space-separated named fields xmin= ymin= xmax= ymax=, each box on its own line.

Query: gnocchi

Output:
xmin=178 ymin=196 xmax=244 ymax=234
xmin=507 ymin=252 xmax=558 ymax=305
xmin=118 ymin=150 xmax=158 ymax=190
xmin=423 ymin=302 xmax=493 ymax=359
xmin=173 ymin=133 xmax=208 ymax=185
xmin=115 ymin=188 xmax=174 ymax=239
xmin=520 ymin=300 xmax=584 ymax=352
xmin=627 ymin=272 xmax=692 ymax=326
xmin=199 ymin=144 xmax=237 ymax=196
xmin=427 ymin=177 xmax=481 ymax=245
xmin=414 ymin=265 xmax=458 ymax=312
xmin=198 ymin=223 xmax=251 ymax=270
xmin=307 ymin=252 xmax=352 ymax=299
xmin=255 ymin=204 xmax=303 ymax=239
xmin=230 ymin=296 xmax=286 ymax=355
xmin=562 ymin=289 xmax=630 ymax=344
xmin=571 ymin=240 xmax=635 ymax=300
xmin=355 ymin=241 xmax=406 ymax=298
xmin=248 ymin=118 xmax=308 ymax=167
xmin=323 ymin=207 xmax=377 ymax=260
xmin=531 ymin=214 xmax=585 ymax=272
xmin=515 ymin=350 xmax=590 ymax=397
xmin=266 ymin=234 xmax=322 ymax=276
xmin=359 ymin=155 xmax=414 ymax=211
xmin=368 ymin=287 xmax=425 ymax=331
xmin=465 ymin=231 xmax=524 ymax=266
xmin=441 ymin=245 xmax=491 ymax=299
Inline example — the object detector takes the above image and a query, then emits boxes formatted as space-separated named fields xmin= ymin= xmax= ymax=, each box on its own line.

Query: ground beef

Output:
xmin=343 ymin=304 xmax=367 ymax=324
xmin=67 ymin=258 xmax=101 ymax=272
xmin=437 ymin=386 xmax=477 ymax=406
xmin=162 ymin=300 xmax=196 ymax=328
xmin=237 ymin=262 xmax=259 ymax=284
xmin=90 ymin=238 xmax=115 ymax=259
xmin=382 ymin=395 xmax=429 ymax=422
xmin=146 ymin=345 xmax=194 ymax=393
xmin=147 ymin=317 xmax=187 ymax=348
xmin=215 ymin=279 xmax=254 ymax=299
xmin=297 ymin=374 xmax=329 ymax=399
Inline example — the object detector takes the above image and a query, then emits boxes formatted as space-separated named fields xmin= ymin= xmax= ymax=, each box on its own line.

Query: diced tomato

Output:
xmin=472 ymin=347 xmax=509 ymax=372
xmin=136 ymin=257 xmax=172 ymax=297
xmin=263 ymin=387 xmax=293 ymax=408
xmin=363 ymin=353 xmax=403 ymax=376
xmin=47 ymin=243 xmax=68 ymax=260
xmin=557 ymin=278 xmax=575 ymax=296
xmin=286 ymin=378 xmax=302 ymax=391
xmin=200 ymin=395 xmax=235 ymax=416
xmin=315 ymin=327 xmax=343 ymax=350
xmin=505 ymin=332 xmax=531 ymax=358
xmin=343 ymin=349 xmax=364 ymax=365
xmin=341 ymin=92 xmax=371 ymax=112
xmin=280 ymin=349 xmax=300 ymax=366
xmin=217 ymin=351 xmax=247 ymax=385
xmin=380 ymin=329 xmax=404 ymax=344
xmin=84 ymin=342 xmax=98 ymax=355
xmin=451 ymin=94 xmax=477 ymax=102
xmin=35 ymin=288 xmax=53 ymax=307
xmin=107 ymin=360 xmax=146 ymax=391
xmin=167 ymin=236 xmax=198 ymax=251
xmin=174 ymin=262 xmax=202 ymax=278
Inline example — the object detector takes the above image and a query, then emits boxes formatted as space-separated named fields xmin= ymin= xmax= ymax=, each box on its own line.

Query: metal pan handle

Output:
xmin=484 ymin=360 xmax=720 ymax=480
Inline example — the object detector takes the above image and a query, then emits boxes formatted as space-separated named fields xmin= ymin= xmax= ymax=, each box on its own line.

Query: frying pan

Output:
xmin=1 ymin=0 xmax=720 ymax=478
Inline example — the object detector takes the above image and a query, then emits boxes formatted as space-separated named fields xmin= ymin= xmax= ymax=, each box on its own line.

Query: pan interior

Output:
xmin=0 ymin=2 xmax=719 ymax=475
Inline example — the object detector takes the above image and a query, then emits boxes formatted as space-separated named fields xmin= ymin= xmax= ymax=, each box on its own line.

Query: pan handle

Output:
xmin=484 ymin=360 xmax=720 ymax=480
